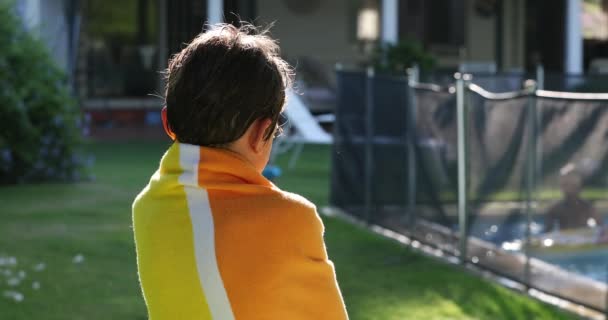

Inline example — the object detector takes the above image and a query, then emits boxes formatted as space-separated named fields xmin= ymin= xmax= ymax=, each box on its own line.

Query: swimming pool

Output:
xmin=535 ymin=248 xmax=608 ymax=282
xmin=468 ymin=216 xmax=608 ymax=283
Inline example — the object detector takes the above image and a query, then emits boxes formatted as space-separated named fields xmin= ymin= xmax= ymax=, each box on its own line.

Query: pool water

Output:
xmin=535 ymin=248 xmax=608 ymax=282
xmin=466 ymin=216 xmax=608 ymax=283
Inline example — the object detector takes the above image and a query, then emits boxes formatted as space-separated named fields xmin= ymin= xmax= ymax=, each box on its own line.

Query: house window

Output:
xmin=425 ymin=0 xmax=465 ymax=47
xmin=399 ymin=0 xmax=465 ymax=51
xmin=82 ymin=0 xmax=159 ymax=98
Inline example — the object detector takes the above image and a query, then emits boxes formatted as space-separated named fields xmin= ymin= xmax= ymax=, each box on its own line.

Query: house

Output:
xmin=14 ymin=0 xmax=596 ymax=125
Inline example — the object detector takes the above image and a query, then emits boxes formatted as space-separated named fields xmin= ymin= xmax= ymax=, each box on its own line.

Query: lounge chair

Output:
xmin=271 ymin=90 xmax=333 ymax=169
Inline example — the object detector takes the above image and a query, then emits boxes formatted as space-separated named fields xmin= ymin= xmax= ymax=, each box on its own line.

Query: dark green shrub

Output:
xmin=371 ymin=39 xmax=437 ymax=74
xmin=0 ymin=2 xmax=86 ymax=184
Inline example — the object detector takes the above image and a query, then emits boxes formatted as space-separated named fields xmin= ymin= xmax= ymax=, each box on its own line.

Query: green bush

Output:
xmin=371 ymin=39 xmax=437 ymax=74
xmin=0 ymin=2 xmax=86 ymax=184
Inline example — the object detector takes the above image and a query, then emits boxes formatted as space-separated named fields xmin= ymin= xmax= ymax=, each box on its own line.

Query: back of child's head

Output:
xmin=164 ymin=23 xmax=293 ymax=147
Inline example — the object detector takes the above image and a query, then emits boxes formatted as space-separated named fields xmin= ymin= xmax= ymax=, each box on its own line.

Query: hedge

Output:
xmin=0 ymin=2 xmax=87 ymax=184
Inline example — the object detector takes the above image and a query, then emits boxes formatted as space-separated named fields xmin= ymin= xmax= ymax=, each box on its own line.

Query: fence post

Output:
xmin=534 ymin=64 xmax=544 ymax=186
xmin=456 ymin=72 xmax=470 ymax=263
xmin=364 ymin=67 xmax=375 ymax=223
xmin=535 ymin=64 xmax=545 ymax=90
xmin=523 ymin=79 xmax=538 ymax=290
xmin=406 ymin=65 xmax=419 ymax=229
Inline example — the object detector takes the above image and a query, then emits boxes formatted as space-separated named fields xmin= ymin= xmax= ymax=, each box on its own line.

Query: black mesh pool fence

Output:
xmin=331 ymin=68 xmax=608 ymax=313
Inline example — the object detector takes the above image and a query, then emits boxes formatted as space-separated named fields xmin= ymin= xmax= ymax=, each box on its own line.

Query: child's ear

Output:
xmin=161 ymin=106 xmax=176 ymax=141
xmin=249 ymin=118 xmax=273 ymax=153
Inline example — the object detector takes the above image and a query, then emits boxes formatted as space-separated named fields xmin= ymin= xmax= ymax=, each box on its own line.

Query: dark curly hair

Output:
xmin=164 ymin=23 xmax=293 ymax=146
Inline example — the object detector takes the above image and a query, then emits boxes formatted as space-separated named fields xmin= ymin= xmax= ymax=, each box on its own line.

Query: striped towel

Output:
xmin=133 ymin=143 xmax=348 ymax=319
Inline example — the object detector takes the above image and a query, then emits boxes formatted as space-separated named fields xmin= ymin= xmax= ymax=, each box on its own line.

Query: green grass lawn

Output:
xmin=0 ymin=141 xmax=574 ymax=319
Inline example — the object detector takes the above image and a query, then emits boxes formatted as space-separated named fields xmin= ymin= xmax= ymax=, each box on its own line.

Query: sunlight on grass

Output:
xmin=0 ymin=141 xmax=574 ymax=319
xmin=275 ymin=145 xmax=574 ymax=320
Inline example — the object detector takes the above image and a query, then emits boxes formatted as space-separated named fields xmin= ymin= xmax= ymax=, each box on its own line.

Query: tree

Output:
xmin=0 ymin=2 xmax=86 ymax=184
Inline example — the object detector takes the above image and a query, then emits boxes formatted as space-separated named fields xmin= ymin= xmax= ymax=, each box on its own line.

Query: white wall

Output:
xmin=256 ymin=0 xmax=528 ymax=71
xmin=565 ymin=0 xmax=583 ymax=74
xmin=464 ymin=0 xmax=525 ymax=71
xmin=256 ymin=0 xmax=360 ymax=66
xmin=18 ymin=0 xmax=70 ymax=71
xmin=207 ymin=0 xmax=223 ymax=24
xmin=40 ymin=0 xmax=70 ymax=71
xmin=502 ymin=0 xmax=525 ymax=70
xmin=381 ymin=0 xmax=398 ymax=44
xmin=19 ymin=0 xmax=41 ymax=29
xmin=465 ymin=1 xmax=496 ymax=64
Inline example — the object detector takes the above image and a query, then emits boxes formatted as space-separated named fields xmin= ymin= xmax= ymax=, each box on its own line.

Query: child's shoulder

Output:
xmin=271 ymin=189 xmax=317 ymax=213
xmin=251 ymin=188 xmax=321 ymax=228
xmin=265 ymin=189 xmax=325 ymax=237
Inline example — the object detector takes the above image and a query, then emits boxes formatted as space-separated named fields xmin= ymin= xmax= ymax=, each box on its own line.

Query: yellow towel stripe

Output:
xmin=133 ymin=144 xmax=213 ymax=319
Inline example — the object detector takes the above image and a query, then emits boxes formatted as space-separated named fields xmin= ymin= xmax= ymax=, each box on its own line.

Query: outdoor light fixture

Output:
xmin=357 ymin=7 xmax=379 ymax=42
xmin=356 ymin=5 xmax=379 ymax=63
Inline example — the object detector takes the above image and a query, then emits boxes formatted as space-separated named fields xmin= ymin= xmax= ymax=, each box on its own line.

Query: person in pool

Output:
xmin=545 ymin=164 xmax=602 ymax=232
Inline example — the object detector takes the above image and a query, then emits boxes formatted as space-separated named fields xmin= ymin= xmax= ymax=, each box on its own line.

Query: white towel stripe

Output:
xmin=178 ymin=143 xmax=235 ymax=320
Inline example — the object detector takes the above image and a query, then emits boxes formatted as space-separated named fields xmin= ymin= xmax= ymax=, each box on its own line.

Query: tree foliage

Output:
xmin=0 ymin=2 xmax=86 ymax=184
xmin=371 ymin=40 xmax=437 ymax=74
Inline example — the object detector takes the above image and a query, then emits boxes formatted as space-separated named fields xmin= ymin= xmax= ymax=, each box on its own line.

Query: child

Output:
xmin=132 ymin=24 xmax=348 ymax=319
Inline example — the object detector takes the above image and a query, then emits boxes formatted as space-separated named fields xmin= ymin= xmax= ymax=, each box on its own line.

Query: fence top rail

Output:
xmin=411 ymin=82 xmax=454 ymax=94
xmin=467 ymin=83 xmax=531 ymax=101
xmin=536 ymin=90 xmax=608 ymax=101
